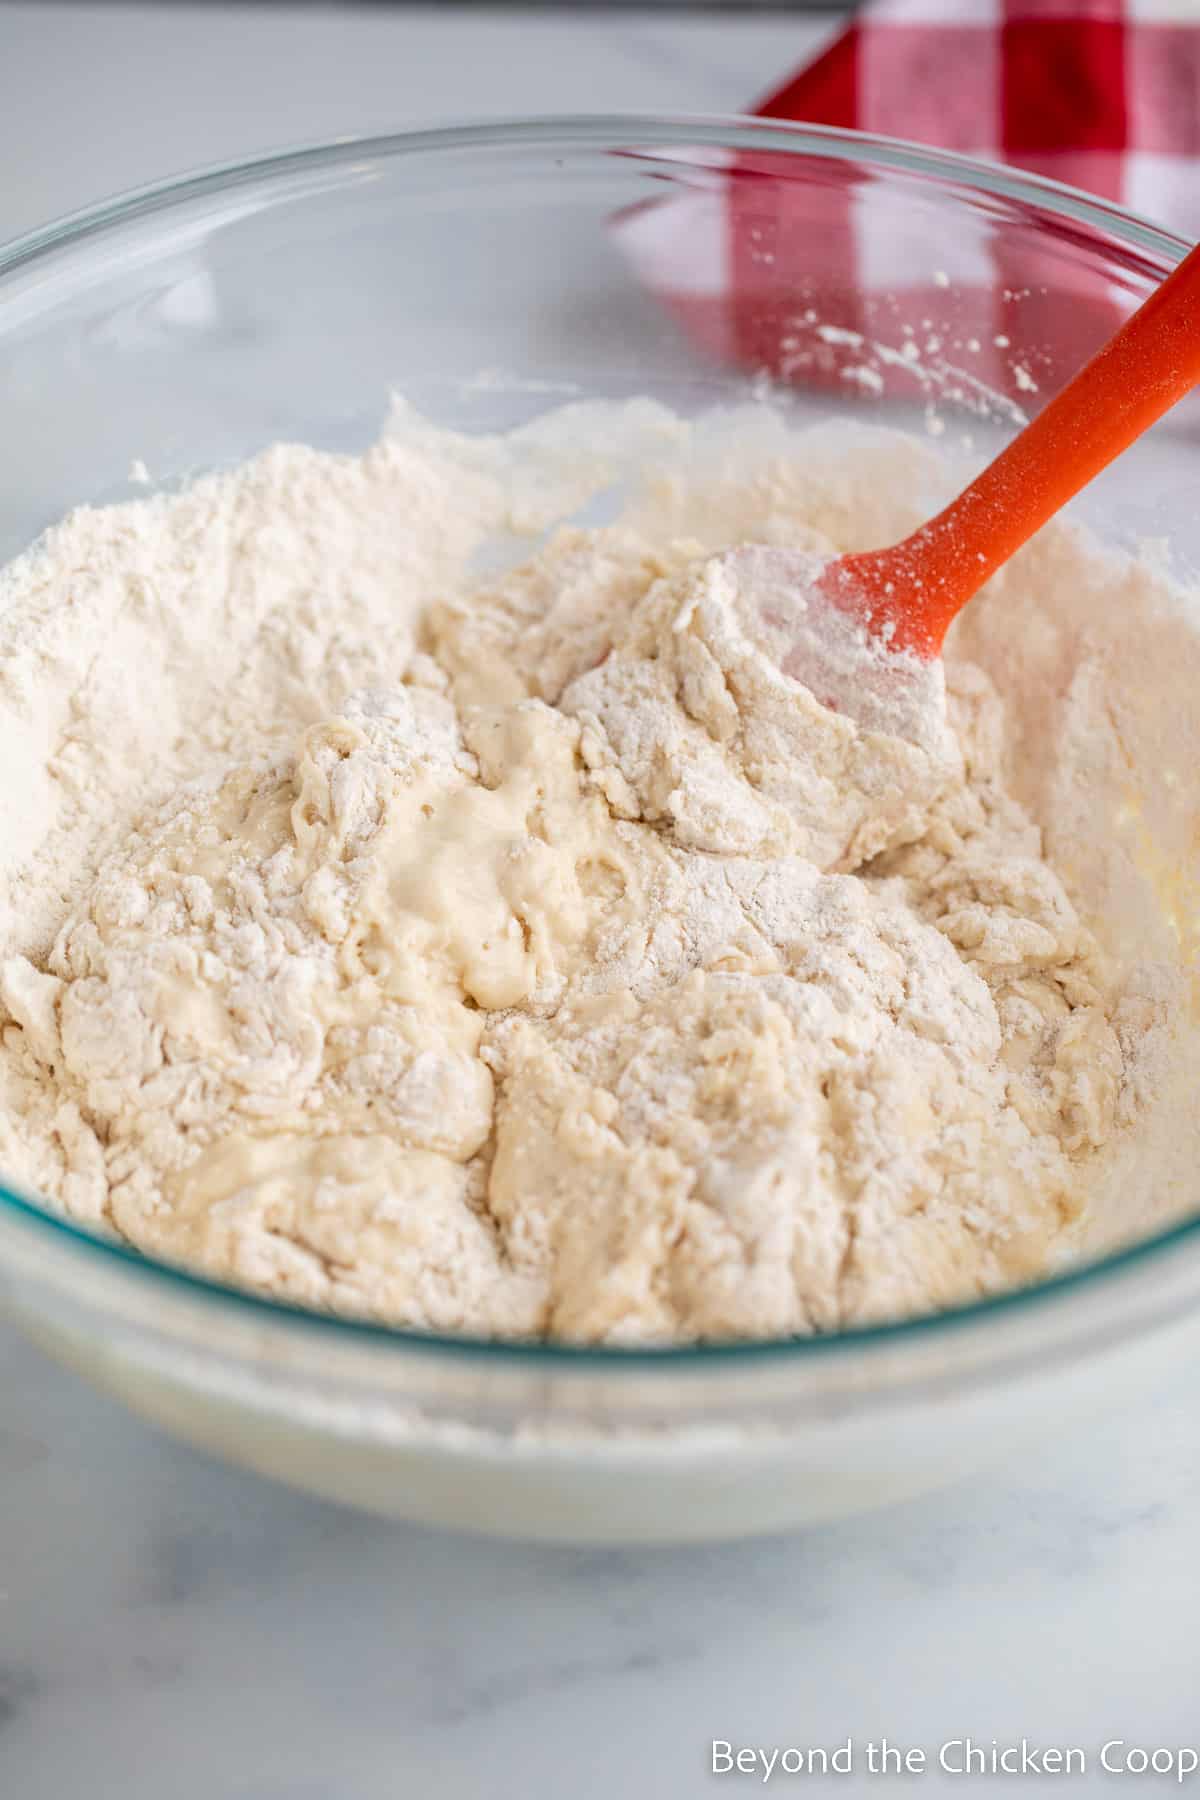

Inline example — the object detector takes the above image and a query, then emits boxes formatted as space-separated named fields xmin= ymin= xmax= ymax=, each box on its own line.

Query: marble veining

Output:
xmin=2 ymin=1320 xmax=1199 ymax=1796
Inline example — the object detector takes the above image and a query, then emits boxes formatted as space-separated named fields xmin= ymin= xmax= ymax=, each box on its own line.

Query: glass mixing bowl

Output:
xmin=1 ymin=118 xmax=1199 ymax=1543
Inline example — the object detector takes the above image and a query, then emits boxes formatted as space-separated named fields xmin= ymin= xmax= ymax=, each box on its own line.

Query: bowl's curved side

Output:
xmin=10 ymin=1261 xmax=1198 ymax=1541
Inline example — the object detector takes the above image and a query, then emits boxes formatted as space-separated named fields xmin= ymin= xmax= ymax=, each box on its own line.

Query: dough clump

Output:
xmin=0 ymin=408 xmax=1176 ymax=1341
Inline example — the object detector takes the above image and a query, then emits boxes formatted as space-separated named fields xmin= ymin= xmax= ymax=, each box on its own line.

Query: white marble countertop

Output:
xmin=0 ymin=3 xmax=838 ymax=245
xmin=2 ymin=7 xmax=1198 ymax=1797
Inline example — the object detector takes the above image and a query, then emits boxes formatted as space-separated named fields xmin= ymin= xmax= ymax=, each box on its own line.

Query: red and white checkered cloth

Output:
xmin=620 ymin=0 xmax=1200 ymax=407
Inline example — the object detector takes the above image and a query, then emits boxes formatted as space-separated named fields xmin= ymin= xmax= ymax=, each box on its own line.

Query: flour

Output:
xmin=560 ymin=545 xmax=959 ymax=871
xmin=0 ymin=401 xmax=1194 ymax=1343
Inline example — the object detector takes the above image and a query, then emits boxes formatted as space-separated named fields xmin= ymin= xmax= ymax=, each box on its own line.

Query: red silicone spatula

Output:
xmin=746 ymin=238 xmax=1200 ymax=704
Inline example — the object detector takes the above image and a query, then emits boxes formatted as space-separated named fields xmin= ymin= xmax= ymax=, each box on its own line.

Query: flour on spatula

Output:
xmin=0 ymin=402 xmax=1190 ymax=1342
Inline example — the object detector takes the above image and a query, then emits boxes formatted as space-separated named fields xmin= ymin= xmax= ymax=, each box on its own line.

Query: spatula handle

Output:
xmin=846 ymin=238 xmax=1200 ymax=654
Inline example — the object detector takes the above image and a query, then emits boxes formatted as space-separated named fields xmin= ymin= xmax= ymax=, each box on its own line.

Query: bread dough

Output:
xmin=0 ymin=403 xmax=1185 ymax=1341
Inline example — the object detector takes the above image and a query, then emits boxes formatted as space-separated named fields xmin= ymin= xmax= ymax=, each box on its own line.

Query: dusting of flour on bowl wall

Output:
xmin=0 ymin=399 xmax=1196 ymax=1344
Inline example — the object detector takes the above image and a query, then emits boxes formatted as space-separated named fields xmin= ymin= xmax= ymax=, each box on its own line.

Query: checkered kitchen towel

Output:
xmin=620 ymin=0 xmax=1200 ymax=406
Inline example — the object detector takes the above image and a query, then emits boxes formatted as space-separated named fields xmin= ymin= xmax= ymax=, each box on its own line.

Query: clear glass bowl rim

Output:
xmin=1 ymin=112 xmax=1196 ymax=1379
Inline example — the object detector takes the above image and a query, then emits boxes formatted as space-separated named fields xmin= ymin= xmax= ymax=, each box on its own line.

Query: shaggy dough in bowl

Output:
xmin=0 ymin=401 xmax=1195 ymax=1342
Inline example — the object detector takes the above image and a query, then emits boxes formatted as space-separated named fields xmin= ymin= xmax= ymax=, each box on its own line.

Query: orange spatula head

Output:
xmin=807 ymin=236 xmax=1200 ymax=661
